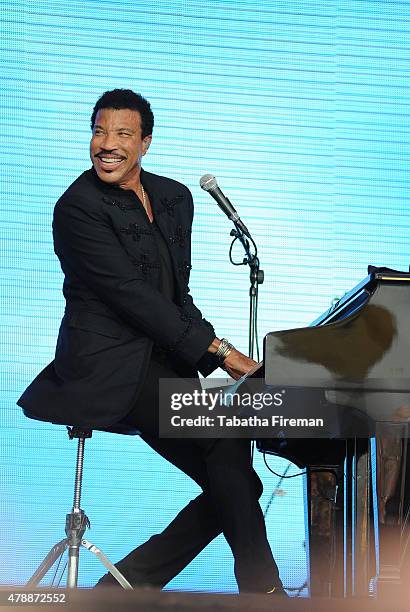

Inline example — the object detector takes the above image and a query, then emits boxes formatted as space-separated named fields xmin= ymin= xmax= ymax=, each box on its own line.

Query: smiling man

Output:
xmin=18 ymin=89 xmax=286 ymax=596
xmin=91 ymin=107 xmax=152 ymax=188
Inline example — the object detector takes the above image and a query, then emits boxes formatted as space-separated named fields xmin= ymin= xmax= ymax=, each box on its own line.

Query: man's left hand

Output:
xmin=222 ymin=348 xmax=258 ymax=381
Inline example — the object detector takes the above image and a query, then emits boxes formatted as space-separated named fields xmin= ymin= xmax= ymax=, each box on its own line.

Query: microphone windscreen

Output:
xmin=199 ymin=174 xmax=218 ymax=192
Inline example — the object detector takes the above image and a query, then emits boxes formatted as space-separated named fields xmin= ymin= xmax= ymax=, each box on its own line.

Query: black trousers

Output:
xmin=111 ymin=354 xmax=282 ymax=593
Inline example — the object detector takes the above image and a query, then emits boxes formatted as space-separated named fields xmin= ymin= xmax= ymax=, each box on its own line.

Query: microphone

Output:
xmin=199 ymin=174 xmax=251 ymax=238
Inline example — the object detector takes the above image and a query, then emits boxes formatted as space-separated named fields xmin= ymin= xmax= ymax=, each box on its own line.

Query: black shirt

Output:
xmin=151 ymin=219 xmax=175 ymax=302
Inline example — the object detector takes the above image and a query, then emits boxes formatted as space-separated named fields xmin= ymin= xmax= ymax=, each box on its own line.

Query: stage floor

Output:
xmin=0 ymin=587 xmax=409 ymax=612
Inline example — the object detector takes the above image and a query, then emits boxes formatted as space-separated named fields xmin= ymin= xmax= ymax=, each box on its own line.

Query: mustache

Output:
xmin=95 ymin=150 xmax=126 ymax=158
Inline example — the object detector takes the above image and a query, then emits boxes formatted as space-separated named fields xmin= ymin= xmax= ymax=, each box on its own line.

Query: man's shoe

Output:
xmin=266 ymin=585 xmax=289 ymax=596
xmin=94 ymin=569 xmax=152 ymax=589
xmin=94 ymin=572 xmax=121 ymax=588
xmin=94 ymin=571 xmax=134 ymax=588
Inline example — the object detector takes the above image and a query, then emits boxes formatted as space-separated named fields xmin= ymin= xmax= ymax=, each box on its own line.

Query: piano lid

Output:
xmin=311 ymin=266 xmax=410 ymax=327
xmin=264 ymin=270 xmax=410 ymax=395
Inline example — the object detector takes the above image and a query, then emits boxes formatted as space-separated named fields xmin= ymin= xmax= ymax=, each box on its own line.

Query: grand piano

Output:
xmin=244 ymin=267 xmax=410 ymax=598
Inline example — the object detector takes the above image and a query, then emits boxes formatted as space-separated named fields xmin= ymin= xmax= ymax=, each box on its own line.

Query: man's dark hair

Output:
xmin=90 ymin=89 xmax=154 ymax=138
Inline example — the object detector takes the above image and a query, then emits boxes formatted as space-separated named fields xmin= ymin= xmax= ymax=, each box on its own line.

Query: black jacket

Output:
xmin=18 ymin=168 xmax=218 ymax=427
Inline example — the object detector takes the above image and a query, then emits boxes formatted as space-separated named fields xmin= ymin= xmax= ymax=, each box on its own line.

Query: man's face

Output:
xmin=90 ymin=108 xmax=151 ymax=189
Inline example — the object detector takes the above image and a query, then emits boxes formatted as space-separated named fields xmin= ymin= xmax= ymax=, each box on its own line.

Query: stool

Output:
xmin=25 ymin=424 xmax=135 ymax=589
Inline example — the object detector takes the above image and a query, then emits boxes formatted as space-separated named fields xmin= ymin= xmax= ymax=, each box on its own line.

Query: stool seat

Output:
xmin=22 ymin=408 xmax=140 ymax=436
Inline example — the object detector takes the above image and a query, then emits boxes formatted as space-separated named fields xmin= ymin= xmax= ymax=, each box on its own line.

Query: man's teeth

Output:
xmin=100 ymin=157 xmax=123 ymax=163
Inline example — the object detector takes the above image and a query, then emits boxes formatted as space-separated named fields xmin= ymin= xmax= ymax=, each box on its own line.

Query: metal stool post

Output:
xmin=66 ymin=428 xmax=90 ymax=588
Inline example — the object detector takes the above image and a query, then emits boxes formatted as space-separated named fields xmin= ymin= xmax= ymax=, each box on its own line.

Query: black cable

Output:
xmin=254 ymin=286 xmax=260 ymax=362
xmin=263 ymin=462 xmax=292 ymax=518
xmin=263 ymin=451 xmax=340 ymax=482
xmin=228 ymin=232 xmax=258 ymax=266
xmin=287 ymin=581 xmax=308 ymax=596
xmin=262 ymin=453 xmax=340 ymax=597
xmin=263 ymin=452 xmax=306 ymax=478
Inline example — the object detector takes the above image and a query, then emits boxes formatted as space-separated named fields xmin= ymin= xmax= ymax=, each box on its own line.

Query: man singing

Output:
xmin=18 ymin=89 xmax=286 ymax=595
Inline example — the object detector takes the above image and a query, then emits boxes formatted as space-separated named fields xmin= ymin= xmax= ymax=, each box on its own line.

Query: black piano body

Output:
xmin=249 ymin=268 xmax=410 ymax=597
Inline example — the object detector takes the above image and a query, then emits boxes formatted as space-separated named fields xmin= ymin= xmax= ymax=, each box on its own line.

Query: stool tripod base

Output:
xmin=26 ymin=511 xmax=132 ymax=590
xmin=25 ymin=428 xmax=133 ymax=590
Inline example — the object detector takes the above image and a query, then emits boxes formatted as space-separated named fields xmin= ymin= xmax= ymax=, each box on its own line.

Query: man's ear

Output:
xmin=142 ymin=135 xmax=152 ymax=155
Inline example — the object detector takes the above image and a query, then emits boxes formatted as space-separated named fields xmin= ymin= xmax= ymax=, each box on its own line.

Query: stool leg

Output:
xmin=81 ymin=540 xmax=133 ymax=589
xmin=26 ymin=539 xmax=68 ymax=587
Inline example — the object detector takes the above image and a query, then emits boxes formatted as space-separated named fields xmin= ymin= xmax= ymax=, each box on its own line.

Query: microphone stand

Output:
xmin=229 ymin=224 xmax=264 ymax=360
